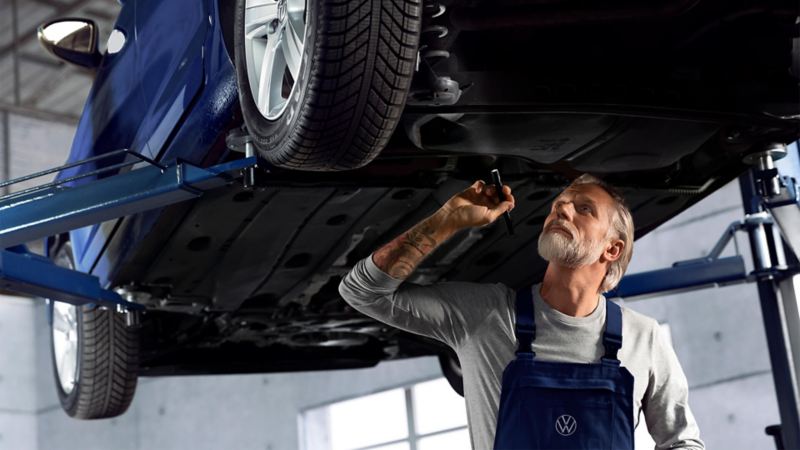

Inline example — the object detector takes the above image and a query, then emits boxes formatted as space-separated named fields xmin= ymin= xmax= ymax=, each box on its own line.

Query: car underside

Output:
xmin=100 ymin=0 xmax=799 ymax=376
xmin=128 ymin=140 xmax=794 ymax=375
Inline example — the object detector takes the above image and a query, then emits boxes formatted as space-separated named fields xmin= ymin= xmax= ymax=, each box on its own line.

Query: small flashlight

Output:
xmin=490 ymin=169 xmax=514 ymax=236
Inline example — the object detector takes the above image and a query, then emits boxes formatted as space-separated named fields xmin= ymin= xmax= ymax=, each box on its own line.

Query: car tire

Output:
xmin=439 ymin=351 xmax=464 ymax=397
xmin=233 ymin=0 xmax=422 ymax=171
xmin=49 ymin=239 xmax=139 ymax=419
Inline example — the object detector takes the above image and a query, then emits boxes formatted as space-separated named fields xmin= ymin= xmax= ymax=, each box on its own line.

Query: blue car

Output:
xmin=37 ymin=0 xmax=799 ymax=418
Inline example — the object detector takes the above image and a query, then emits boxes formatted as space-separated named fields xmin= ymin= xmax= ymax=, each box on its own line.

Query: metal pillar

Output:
xmin=11 ymin=0 xmax=20 ymax=106
xmin=2 ymin=111 xmax=9 ymax=196
xmin=739 ymin=163 xmax=800 ymax=449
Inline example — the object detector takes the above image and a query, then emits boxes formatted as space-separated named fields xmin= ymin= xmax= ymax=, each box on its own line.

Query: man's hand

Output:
xmin=441 ymin=180 xmax=516 ymax=231
xmin=372 ymin=180 xmax=516 ymax=280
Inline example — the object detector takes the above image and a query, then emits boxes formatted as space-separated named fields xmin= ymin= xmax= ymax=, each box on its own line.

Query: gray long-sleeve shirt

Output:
xmin=338 ymin=252 xmax=705 ymax=450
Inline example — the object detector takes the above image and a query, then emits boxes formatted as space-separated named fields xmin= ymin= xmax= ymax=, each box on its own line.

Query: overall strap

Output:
xmin=602 ymin=299 xmax=623 ymax=365
xmin=514 ymin=286 xmax=536 ymax=356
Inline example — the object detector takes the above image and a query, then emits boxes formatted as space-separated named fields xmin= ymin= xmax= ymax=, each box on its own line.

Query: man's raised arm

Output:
xmin=337 ymin=180 xmax=516 ymax=348
xmin=371 ymin=204 xmax=458 ymax=280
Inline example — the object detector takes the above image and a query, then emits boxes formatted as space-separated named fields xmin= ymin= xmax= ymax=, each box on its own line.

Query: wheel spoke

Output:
xmin=282 ymin=17 xmax=303 ymax=80
xmin=62 ymin=354 xmax=75 ymax=385
xmin=65 ymin=304 xmax=76 ymax=325
xmin=243 ymin=0 xmax=278 ymax=92
xmin=52 ymin=329 xmax=68 ymax=343
xmin=244 ymin=2 xmax=279 ymax=36
xmin=243 ymin=0 xmax=305 ymax=120
xmin=53 ymin=309 xmax=70 ymax=333
xmin=57 ymin=351 xmax=68 ymax=381
xmin=52 ymin=300 xmax=79 ymax=393
xmin=256 ymin=33 xmax=285 ymax=117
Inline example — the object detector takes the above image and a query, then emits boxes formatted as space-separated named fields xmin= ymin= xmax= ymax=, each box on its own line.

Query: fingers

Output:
xmin=504 ymin=187 xmax=515 ymax=210
xmin=485 ymin=184 xmax=512 ymax=202
xmin=470 ymin=181 xmax=515 ymax=209
xmin=487 ymin=201 xmax=515 ymax=224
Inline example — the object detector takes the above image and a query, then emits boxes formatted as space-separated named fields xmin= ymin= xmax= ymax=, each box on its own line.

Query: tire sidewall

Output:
xmin=234 ymin=0 xmax=318 ymax=151
xmin=50 ymin=307 xmax=87 ymax=416
xmin=439 ymin=352 xmax=464 ymax=397
xmin=48 ymin=242 xmax=84 ymax=416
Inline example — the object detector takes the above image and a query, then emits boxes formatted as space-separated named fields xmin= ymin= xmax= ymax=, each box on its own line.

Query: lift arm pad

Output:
xmin=0 ymin=249 xmax=144 ymax=309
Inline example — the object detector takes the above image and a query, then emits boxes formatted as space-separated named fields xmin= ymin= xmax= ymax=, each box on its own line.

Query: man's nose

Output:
xmin=555 ymin=200 xmax=574 ymax=220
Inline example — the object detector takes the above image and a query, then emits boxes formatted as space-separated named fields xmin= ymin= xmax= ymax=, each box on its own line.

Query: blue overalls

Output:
xmin=493 ymin=286 xmax=635 ymax=450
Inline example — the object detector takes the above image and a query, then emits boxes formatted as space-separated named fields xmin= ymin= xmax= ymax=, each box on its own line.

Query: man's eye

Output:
xmin=580 ymin=205 xmax=592 ymax=213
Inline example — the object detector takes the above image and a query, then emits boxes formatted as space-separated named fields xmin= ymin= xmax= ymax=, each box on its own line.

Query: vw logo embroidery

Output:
xmin=555 ymin=414 xmax=577 ymax=436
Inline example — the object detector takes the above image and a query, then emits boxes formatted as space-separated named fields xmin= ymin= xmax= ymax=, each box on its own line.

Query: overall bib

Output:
xmin=493 ymin=286 xmax=635 ymax=450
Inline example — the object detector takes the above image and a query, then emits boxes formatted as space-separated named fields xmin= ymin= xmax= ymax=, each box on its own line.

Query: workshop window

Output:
xmin=301 ymin=377 xmax=469 ymax=450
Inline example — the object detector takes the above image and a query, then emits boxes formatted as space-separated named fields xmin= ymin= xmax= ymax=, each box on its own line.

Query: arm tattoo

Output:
xmin=372 ymin=209 xmax=454 ymax=280
xmin=404 ymin=220 xmax=439 ymax=255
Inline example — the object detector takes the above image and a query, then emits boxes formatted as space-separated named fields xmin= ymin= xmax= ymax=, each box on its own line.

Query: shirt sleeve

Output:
xmin=337 ymin=251 xmax=508 ymax=350
xmin=643 ymin=320 xmax=706 ymax=450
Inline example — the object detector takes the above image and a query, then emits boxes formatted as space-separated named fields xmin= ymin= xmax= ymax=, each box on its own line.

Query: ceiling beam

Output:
xmin=0 ymin=102 xmax=79 ymax=126
xmin=84 ymin=7 xmax=117 ymax=21
xmin=29 ymin=0 xmax=71 ymax=7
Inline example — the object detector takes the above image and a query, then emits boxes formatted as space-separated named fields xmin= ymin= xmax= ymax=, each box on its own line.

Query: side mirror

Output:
xmin=37 ymin=18 xmax=102 ymax=69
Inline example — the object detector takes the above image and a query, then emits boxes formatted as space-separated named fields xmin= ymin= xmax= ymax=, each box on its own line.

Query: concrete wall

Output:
xmin=0 ymin=295 xmax=38 ymax=450
xmin=1 ymin=112 xmax=75 ymax=193
xmin=34 ymin=338 xmax=441 ymax=450
xmin=0 ymin=111 xmax=74 ymax=450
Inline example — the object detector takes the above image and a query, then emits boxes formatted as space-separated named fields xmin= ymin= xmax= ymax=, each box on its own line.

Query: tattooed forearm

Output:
xmin=372 ymin=208 xmax=456 ymax=280
xmin=405 ymin=218 xmax=440 ymax=255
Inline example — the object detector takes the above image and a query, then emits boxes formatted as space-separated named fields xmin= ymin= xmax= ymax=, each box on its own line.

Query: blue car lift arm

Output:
xmin=0 ymin=248 xmax=145 ymax=310
xmin=0 ymin=151 xmax=256 ymax=248
xmin=605 ymin=222 xmax=752 ymax=301
xmin=0 ymin=149 xmax=257 ymax=310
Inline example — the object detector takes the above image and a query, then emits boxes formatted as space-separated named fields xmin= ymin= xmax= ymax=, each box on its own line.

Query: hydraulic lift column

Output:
xmin=740 ymin=142 xmax=800 ymax=450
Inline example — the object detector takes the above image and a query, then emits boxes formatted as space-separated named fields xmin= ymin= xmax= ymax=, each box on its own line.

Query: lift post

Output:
xmin=740 ymin=144 xmax=800 ymax=450
xmin=606 ymin=142 xmax=800 ymax=449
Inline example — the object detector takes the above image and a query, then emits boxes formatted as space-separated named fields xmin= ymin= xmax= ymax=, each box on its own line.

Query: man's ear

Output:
xmin=602 ymin=238 xmax=624 ymax=263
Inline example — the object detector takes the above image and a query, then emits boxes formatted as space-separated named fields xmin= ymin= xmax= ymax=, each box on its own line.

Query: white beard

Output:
xmin=537 ymin=227 xmax=605 ymax=268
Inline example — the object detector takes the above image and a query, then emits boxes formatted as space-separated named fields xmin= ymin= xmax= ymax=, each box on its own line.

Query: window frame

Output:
xmin=299 ymin=376 xmax=469 ymax=450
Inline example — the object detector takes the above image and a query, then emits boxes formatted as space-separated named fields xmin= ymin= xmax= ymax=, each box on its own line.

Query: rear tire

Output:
xmin=439 ymin=351 xmax=464 ymax=397
xmin=49 ymin=240 xmax=139 ymax=419
xmin=234 ymin=0 xmax=422 ymax=171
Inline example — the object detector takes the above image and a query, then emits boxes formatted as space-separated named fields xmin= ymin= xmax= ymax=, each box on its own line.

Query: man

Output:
xmin=338 ymin=174 xmax=704 ymax=449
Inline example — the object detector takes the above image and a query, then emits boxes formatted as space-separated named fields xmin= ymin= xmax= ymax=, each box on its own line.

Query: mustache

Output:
xmin=546 ymin=221 xmax=574 ymax=237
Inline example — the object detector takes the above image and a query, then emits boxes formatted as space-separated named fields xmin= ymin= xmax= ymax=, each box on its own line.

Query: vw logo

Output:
xmin=555 ymin=414 xmax=577 ymax=436
xmin=277 ymin=0 xmax=287 ymax=23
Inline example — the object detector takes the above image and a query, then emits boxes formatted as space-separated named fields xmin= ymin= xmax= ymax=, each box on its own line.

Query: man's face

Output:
xmin=537 ymin=183 xmax=616 ymax=268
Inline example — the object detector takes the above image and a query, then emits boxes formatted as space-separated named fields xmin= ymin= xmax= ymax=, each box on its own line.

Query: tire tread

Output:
xmin=240 ymin=0 xmax=422 ymax=171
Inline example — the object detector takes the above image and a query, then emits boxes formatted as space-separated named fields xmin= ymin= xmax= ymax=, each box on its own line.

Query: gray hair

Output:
xmin=567 ymin=173 xmax=635 ymax=293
